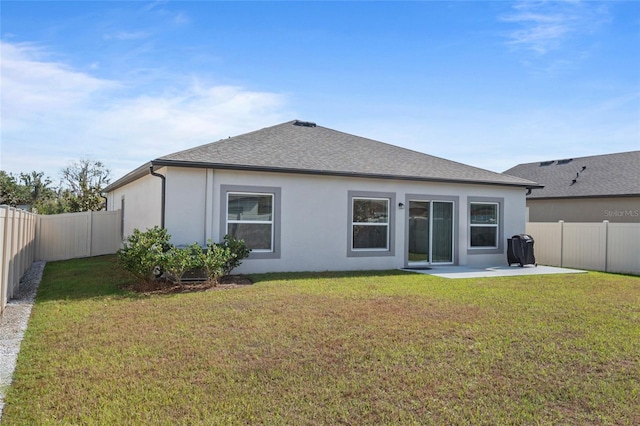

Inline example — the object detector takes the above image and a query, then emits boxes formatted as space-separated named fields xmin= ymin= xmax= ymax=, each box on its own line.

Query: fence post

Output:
xmin=603 ymin=220 xmax=609 ymax=273
xmin=87 ymin=210 xmax=93 ymax=257
xmin=7 ymin=209 xmax=18 ymax=300
xmin=19 ymin=209 xmax=25 ymax=277
xmin=34 ymin=215 xmax=42 ymax=260
xmin=559 ymin=220 xmax=564 ymax=268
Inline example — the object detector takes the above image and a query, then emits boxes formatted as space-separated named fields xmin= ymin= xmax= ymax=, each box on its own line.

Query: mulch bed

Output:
xmin=125 ymin=275 xmax=253 ymax=295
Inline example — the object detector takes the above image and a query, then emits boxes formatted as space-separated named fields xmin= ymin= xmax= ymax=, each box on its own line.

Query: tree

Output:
xmin=33 ymin=189 xmax=71 ymax=215
xmin=0 ymin=170 xmax=55 ymax=209
xmin=19 ymin=171 xmax=56 ymax=207
xmin=61 ymin=159 xmax=111 ymax=212
xmin=0 ymin=171 xmax=24 ymax=206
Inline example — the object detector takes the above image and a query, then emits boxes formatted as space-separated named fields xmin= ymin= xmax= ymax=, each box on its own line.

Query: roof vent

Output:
xmin=557 ymin=158 xmax=573 ymax=165
xmin=293 ymin=120 xmax=316 ymax=127
xmin=539 ymin=161 xmax=554 ymax=166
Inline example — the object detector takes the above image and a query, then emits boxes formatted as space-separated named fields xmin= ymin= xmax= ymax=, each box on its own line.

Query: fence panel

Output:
xmin=527 ymin=221 xmax=638 ymax=275
xmin=607 ymin=223 xmax=640 ymax=275
xmin=562 ymin=223 xmax=607 ymax=271
xmin=1 ymin=206 xmax=37 ymax=315
xmin=37 ymin=212 xmax=90 ymax=261
xmin=0 ymin=206 xmax=8 ymax=313
xmin=37 ymin=210 xmax=121 ymax=262
xmin=91 ymin=210 xmax=122 ymax=257
xmin=526 ymin=222 xmax=562 ymax=267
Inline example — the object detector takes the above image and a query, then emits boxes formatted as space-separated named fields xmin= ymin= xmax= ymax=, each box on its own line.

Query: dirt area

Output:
xmin=125 ymin=275 xmax=253 ymax=295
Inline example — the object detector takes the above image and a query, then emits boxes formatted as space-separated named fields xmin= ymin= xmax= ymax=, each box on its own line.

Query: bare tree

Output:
xmin=61 ymin=159 xmax=111 ymax=212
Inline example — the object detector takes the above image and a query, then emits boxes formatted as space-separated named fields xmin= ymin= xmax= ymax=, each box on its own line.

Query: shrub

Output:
xmin=200 ymin=237 xmax=250 ymax=285
xmin=118 ymin=228 xmax=251 ymax=289
xmin=163 ymin=244 xmax=200 ymax=288
xmin=218 ymin=235 xmax=251 ymax=276
xmin=117 ymin=226 xmax=171 ymax=285
xmin=200 ymin=242 xmax=230 ymax=285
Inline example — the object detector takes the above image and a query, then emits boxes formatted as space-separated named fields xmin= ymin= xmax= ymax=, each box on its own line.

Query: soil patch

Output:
xmin=125 ymin=275 xmax=253 ymax=295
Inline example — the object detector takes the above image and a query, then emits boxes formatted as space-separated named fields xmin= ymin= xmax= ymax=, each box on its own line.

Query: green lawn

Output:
xmin=3 ymin=256 xmax=639 ymax=425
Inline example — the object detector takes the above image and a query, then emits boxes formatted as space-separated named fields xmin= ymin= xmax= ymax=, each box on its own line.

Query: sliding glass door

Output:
xmin=408 ymin=200 xmax=454 ymax=265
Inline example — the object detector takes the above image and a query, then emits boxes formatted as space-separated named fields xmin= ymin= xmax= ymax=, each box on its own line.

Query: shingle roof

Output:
xmin=504 ymin=151 xmax=640 ymax=199
xmin=108 ymin=120 xmax=538 ymax=191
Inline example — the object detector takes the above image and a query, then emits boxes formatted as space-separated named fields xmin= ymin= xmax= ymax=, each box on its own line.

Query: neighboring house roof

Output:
xmin=504 ymin=151 xmax=640 ymax=199
xmin=107 ymin=120 xmax=539 ymax=191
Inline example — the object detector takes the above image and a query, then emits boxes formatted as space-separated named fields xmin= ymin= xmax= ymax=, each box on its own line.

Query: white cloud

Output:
xmin=103 ymin=31 xmax=150 ymax=41
xmin=1 ymin=42 xmax=118 ymax=118
xmin=501 ymin=1 xmax=611 ymax=55
xmin=173 ymin=12 xmax=190 ymax=25
xmin=0 ymin=41 xmax=292 ymax=180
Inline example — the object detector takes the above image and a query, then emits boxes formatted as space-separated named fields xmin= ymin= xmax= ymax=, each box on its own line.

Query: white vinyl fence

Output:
xmin=1 ymin=206 xmax=38 ymax=315
xmin=527 ymin=221 xmax=640 ymax=275
xmin=37 ymin=210 xmax=122 ymax=262
xmin=1 ymin=208 xmax=121 ymax=314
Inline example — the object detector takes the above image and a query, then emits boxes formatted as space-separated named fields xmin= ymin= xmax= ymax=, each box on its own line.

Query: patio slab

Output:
xmin=402 ymin=264 xmax=587 ymax=279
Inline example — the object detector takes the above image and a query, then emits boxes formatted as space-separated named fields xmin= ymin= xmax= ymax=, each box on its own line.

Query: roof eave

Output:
xmin=528 ymin=193 xmax=640 ymax=200
xmin=104 ymin=161 xmax=153 ymax=192
xmin=150 ymin=159 xmax=541 ymax=189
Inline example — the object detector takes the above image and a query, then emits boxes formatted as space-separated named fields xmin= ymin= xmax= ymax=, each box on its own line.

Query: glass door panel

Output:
xmin=407 ymin=200 xmax=454 ymax=265
xmin=432 ymin=201 xmax=453 ymax=263
xmin=408 ymin=201 xmax=429 ymax=263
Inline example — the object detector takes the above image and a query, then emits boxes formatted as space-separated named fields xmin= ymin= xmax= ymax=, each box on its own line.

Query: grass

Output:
xmin=3 ymin=256 xmax=639 ymax=425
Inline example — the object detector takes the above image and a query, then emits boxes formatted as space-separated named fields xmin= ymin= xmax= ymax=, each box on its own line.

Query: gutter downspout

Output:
xmin=149 ymin=165 xmax=166 ymax=229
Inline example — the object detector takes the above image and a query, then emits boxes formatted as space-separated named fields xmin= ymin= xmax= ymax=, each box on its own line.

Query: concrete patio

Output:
xmin=402 ymin=264 xmax=587 ymax=279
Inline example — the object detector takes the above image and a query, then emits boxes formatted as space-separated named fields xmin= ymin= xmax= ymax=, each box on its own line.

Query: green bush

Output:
xmin=163 ymin=244 xmax=200 ymax=288
xmin=218 ymin=234 xmax=252 ymax=276
xmin=200 ymin=242 xmax=230 ymax=285
xmin=117 ymin=226 xmax=171 ymax=285
xmin=118 ymin=228 xmax=251 ymax=288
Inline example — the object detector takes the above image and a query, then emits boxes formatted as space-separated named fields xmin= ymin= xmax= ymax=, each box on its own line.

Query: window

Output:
xmin=347 ymin=191 xmax=395 ymax=257
xmin=220 ymin=185 xmax=281 ymax=259
xmin=470 ymin=202 xmax=498 ymax=248
xmin=352 ymin=197 xmax=389 ymax=250
xmin=227 ymin=192 xmax=273 ymax=251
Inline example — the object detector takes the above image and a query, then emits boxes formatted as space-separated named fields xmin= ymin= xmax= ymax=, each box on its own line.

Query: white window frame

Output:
xmin=226 ymin=191 xmax=274 ymax=253
xmin=351 ymin=196 xmax=390 ymax=251
xmin=469 ymin=201 xmax=499 ymax=249
xmin=220 ymin=185 xmax=281 ymax=260
xmin=347 ymin=191 xmax=395 ymax=257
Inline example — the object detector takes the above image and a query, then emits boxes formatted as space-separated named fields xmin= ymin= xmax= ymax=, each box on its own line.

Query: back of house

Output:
xmin=106 ymin=120 xmax=539 ymax=274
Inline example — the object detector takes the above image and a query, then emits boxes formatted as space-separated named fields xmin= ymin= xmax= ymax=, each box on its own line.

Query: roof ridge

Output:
xmin=514 ymin=150 xmax=640 ymax=167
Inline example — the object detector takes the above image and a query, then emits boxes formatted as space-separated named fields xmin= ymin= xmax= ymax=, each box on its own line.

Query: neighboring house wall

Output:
xmin=107 ymin=172 xmax=163 ymax=237
xmin=527 ymin=197 xmax=640 ymax=223
xmin=114 ymin=167 xmax=527 ymax=274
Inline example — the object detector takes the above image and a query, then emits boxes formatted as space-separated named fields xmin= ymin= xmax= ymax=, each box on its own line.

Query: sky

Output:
xmin=1 ymin=0 xmax=639 ymax=184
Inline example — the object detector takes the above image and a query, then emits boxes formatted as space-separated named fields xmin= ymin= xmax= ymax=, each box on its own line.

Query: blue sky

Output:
xmin=1 ymin=1 xmax=638 ymax=183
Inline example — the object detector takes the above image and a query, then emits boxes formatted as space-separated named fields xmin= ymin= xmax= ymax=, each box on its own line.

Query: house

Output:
xmin=105 ymin=120 xmax=540 ymax=274
xmin=504 ymin=151 xmax=640 ymax=223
